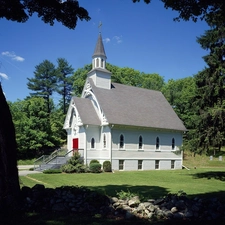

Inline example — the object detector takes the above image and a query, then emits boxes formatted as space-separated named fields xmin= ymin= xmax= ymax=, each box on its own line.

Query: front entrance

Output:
xmin=72 ymin=138 xmax=79 ymax=154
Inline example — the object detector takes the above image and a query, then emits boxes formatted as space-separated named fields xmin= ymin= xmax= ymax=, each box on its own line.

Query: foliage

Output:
xmin=43 ymin=169 xmax=61 ymax=174
xmin=9 ymin=97 xmax=63 ymax=158
xmin=116 ymin=189 xmax=143 ymax=200
xmin=89 ymin=162 xmax=102 ymax=173
xmin=56 ymin=58 xmax=74 ymax=114
xmin=89 ymin=159 xmax=100 ymax=165
xmin=27 ymin=60 xmax=58 ymax=113
xmin=103 ymin=160 xmax=112 ymax=172
xmin=61 ymin=152 xmax=87 ymax=173
xmin=0 ymin=0 xmax=90 ymax=29
xmin=72 ymin=63 xmax=165 ymax=96
xmin=133 ymin=0 xmax=225 ymax=23
xmin=189 ymin=14 xmax=225 ymax=154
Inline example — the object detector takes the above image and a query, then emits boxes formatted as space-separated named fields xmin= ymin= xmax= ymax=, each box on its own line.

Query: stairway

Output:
xmin=34 ymin=149 xmax=73 ymax=171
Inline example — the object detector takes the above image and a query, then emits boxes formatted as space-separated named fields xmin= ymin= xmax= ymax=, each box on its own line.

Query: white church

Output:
xmin=63 ymin=33 xmax=186 ymax=171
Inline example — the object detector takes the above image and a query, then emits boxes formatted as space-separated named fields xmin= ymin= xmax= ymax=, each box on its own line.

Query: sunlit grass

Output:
xmin=20 ymin=168 xmax=225 ymax=200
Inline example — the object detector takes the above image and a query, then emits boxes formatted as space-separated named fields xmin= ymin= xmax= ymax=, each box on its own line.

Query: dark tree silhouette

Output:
xmin=0 ymin=0 xmax=90 ymax=210
xmin=0 ymin=84 xmax=20 ymax=210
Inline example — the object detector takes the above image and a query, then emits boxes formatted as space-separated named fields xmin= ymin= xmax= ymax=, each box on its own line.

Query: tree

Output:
xmin=0 ymin=0 xmax=90 ymax=210
xmin=1 ymin=0 xmax=90 ymax=29
xmin=56 ymin=58 xmax=74 ymax=114
xmin=133 ymin=0 xmax=225 ymax=23
xmin=142 ymin=73 xmax=164 ymax=91
xmin=190 ymin=14 xmax=225 ymax=154
xmin=0 ymin=84 xmax=20 ymax=210
xmin=27 ymin=60 xmax=58 ymax=114
xmin=9 ymin=98 xmax=65 ymax=158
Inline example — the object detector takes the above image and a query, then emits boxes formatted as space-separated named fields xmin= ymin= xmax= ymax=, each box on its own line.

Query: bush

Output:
xmin=61 ymin=152 xmax=88 ymax=173
xmin=43 ymin=169 xmax=61 ymax=174
xmin=89 ymin=162 xmax=102 ymax=173
xmin=90 ymin=159 xmax=100 ymax=165
xmin=103 ymin=160 xmax=112 ymax=172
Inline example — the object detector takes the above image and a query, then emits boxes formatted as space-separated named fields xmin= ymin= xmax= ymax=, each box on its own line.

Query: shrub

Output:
xmin=103 ymin=160 xmax=112 ymax=172
xmin=43 ymin=169 xmax=61 ymax=174
xmin=61 ymin=152 xmax=88 ymax=173
xmin=90 ymin=159 xmax=100 ymax=165
xmin=89 ymin=162 xmax=102 ymax=173
xmin=61 ymin=164 xmax=76 ymax=173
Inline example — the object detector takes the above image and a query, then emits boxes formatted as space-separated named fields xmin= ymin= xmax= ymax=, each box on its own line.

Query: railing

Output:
xmin=34 ymin=148 xmax=84 ymax=171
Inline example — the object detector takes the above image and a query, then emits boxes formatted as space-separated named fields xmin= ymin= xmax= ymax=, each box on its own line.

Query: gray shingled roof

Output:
xmin=73 ymin=97 xmax=101 ymax=126
xmin=92 ymin=33 xmax=106 ymax=58
xmin=89 ymin=79 xmax=186 ymax=131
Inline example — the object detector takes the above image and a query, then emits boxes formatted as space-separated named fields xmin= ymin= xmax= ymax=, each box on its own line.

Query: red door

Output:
xmin=73 ymin=138 xmax=79 ymax=151
xmin=73 ymin=138 xmax=78 ymax=154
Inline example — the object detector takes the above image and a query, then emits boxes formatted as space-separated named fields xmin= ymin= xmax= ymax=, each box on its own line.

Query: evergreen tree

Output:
xmin=56 ymin=58 xmax=74 ymax=114
xmin=192 ymin=11 xmax=225 ymax=154
xmin=27 ymin=60 xmax=58 ymax=113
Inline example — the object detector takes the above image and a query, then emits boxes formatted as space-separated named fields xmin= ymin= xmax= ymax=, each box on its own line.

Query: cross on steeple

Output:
xmin=98 ymin=21 xmax=102 ymax=33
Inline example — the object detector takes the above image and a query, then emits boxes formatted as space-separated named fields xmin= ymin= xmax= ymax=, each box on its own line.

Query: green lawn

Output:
xmin=20 ymin=168 xmax=225 ymax=200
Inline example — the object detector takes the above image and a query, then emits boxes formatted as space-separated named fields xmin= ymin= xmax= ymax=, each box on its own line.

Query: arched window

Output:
xmin=139 ymin=135 xmax=143 ymax=149
xmin=69 ymin=108 xmax=74 ymax=127
xmin=156 ymin=137 xmax=159 ymax=150
xmin=101 ymin=59 xmax=104 ymax=67
xmin=91 ymin=138 xmax=95 ymax=149
xmin=103 ymin=134 xmax=106 ymax=148
xmin=120 ymin=134 xmax=124 ymax=149
xmin=172 ymin=138 xmax=175 ymax=150
xmin=96 ymin=58 xmax=99 ymax=67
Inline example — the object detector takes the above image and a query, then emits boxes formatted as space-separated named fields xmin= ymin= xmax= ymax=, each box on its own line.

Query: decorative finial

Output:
xmin=98 ymin=21 xmax=102 ymax=33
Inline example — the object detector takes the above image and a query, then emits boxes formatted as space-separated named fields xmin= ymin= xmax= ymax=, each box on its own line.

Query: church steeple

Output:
xmin=87 ymin=30 xmax=112 ymax=90
xmin=92 ymin=33 xmax=107 ymax=69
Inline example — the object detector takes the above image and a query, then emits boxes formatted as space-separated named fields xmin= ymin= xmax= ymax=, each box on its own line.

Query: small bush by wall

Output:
xmin=90 ymin=159 xmax=100 ymax=165
xmin=103 ymin=161 xmax=112 ymax=172
xmin=89 ymin=162 xmax=102 ymax=173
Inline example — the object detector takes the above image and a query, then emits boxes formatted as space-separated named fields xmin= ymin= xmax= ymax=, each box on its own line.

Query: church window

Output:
xmin=156 ymin=137 xmax=159 ymax=150
xmin=101 ymin=58 xmax=104 ymax=67
xmin=138 ymin=160 xmax=143 ymax=170
xmin=119 ymin=134 xmax=124 ymax=149
xmin=172 ymin=138 xmax=175 ymax=150
xmin=103 ymin=134 xmax=106 ymax=148
xmin=96 ymin=58 xmax=99 ymax=67
xmin=139 ymin=135 xmax=143 ymax=149
xmin=171 ymin=160 xmax=175 ymax=169
xmin=69 ymin=108 xmax=74 ymax=127
xmin=155 ymin=160 xmax=160 ymax=169
xmin=119 ymin=160 xmax=124 ymax=170
xmin=91 ymin=138 xmax=95 ymax=149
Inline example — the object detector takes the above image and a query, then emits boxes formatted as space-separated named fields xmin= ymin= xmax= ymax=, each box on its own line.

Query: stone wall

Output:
xmin=20 ymin=184 xmax=225 ymax=222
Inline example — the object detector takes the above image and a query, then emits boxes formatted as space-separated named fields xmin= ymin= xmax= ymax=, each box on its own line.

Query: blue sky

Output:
xmin=0 ymin=0 xmax=208 ymax=102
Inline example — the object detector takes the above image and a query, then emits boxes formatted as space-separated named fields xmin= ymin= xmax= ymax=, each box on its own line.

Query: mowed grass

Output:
xmin=20 ymin=168 xmax=225 ymax=200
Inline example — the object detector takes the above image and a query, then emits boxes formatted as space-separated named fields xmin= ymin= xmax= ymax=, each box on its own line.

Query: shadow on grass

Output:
xmin=193 ymin=171 xmax=225 ymax=182
xmin=86 ymin=184 xmax=169 ymax=199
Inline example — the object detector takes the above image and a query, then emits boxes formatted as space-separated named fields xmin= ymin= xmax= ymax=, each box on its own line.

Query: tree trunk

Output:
xmin=0 ymin=84 xmax=20 ymax=210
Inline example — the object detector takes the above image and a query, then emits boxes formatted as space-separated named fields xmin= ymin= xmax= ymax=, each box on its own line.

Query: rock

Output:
xmin=171 ymin=207 xmax=178 ymax=213
xmin=128 ymin=196 xmax=140 ymax=207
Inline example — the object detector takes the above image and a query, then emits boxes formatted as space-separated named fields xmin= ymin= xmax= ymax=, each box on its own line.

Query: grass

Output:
xmin=183 ymin=151 xmax=225 ymax=168
xmin=20 ymin=168 xmax=225 ymax=200
xmin=16 ymin=152 xmax=225 ymax=225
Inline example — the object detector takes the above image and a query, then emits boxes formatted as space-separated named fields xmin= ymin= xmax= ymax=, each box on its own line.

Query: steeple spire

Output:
xmin=92 ymin=33 xmax=107 ymax=59
xmin=92 ymin=24 xmax=107 ymax=70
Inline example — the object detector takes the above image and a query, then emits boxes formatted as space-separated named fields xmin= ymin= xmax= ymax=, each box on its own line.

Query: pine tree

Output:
xmin=56 ymin=58 xmax=74 ymax=114
xmin=27 ymin=60 xmax=57 ymax=113
xmin=193 ymin=10 xmax=225 ymax=154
